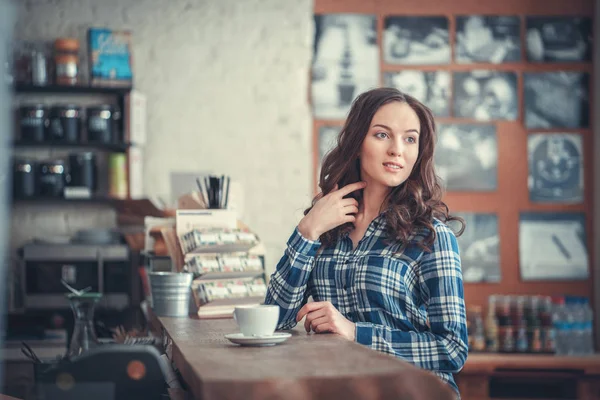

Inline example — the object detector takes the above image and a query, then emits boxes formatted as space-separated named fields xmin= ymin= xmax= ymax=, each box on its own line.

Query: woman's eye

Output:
xmin=406 ymin=136 xmax=417 ymax=144
xmin=375 ymin=132 xmax=388 ymax=139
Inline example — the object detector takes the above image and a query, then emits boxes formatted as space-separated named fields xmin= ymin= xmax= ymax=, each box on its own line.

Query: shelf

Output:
xmin=12 ymin=196 xmax=125 ymax=205
xmin=13 ymin=83 xmax=132 ymax=95
xmin=12 ymin=140 xmax=130 ymax=152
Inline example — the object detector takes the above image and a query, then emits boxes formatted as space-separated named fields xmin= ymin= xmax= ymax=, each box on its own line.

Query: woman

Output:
xmin=264 ymin=87 xmax=468 ymax=395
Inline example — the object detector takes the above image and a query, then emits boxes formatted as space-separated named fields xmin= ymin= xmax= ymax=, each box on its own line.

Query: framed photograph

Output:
xmin=526 ymin=17 xmax=592 ymax=62
xmin=455 ymin=15 xmax=521 ymax=63
xmin=435 ymin=124 xmax=497 ymax=191
xmin=528 ymin=133 xmax=583 ymax=203
xmin=316 ymin=125 xmax=341 ymax=185
xmin=312 ymin=14 xmax=379 ymax=120
xmin=450 ymin=213 xmax=500 ymax=283
xmin=519 ymin=212 xmax=588 ymax=281
xmin=383 ymin=16 xmax=450 ymax=65
xmin=453 ymin=71 xmax=518 ymax=121
xmin=384 ymin=71 xmax=450 ymax=117
xmin=524 ymin=72 xmax=589 ymax=129
xmin=318 ymin=126 xmax=340 ymax=163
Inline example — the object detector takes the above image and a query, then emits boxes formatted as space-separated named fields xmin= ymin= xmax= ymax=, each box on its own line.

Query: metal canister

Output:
xmin=68 ymin=152 xmax=97 ymax=192
xmin=19 ymin=104 xmax=48 ymax=142
xmin=48 ymin=105 xmax=81 ymax=142
xmin=13 ymin=158 xmax=37 ymax=198
xmin=87 ymin=105 xmax=113 ymax=144
xmin=38 ymin=159 xmax=66 ymax=197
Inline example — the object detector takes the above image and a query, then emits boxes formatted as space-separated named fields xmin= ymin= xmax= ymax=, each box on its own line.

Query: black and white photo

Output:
xmin=435 ymin=124 xmax=497 ymax=191
xmin=528 ymin=134 xmax=584 ymax=203
xmin=453 ymin=71 xmax=518 ymax=121
xmin=318 ymin=125 xmax=340 ymax=163
xmin=526 ymin=17 xmax=592 ymax=62
xmin=524 ymin=72 xmax=589 ymax=129
xmin=316 ymin=125 xmax=341 ymax=185
xmin=384 ymin=71 xmax=450 ymax=117
xmin=519 ymin=213 xmax=588 ymax=280
xmin=449 ymin=213 xmax=500 ymax=283
xmin=455 ymin=15 xmax=521 ymax=63
xmin=383 ymin=16 xmax=450 ymax=65
xmin=312 ymin=14 xmax=379 ymax=119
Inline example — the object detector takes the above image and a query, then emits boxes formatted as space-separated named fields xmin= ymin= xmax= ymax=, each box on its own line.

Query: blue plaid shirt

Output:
xmin=264 ymin=215 xmax=468 ymax=394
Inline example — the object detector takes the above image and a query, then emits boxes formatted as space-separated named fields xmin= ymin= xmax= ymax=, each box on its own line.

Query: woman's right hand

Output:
xmin=297 ymin=181 xmax=366 ymax=241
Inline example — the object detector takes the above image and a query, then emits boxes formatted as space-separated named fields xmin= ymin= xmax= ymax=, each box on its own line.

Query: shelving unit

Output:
xmin=13 ymin=83 xmax=132 ymax=95
xmin=12 ymin=82 xmax=134 ymax=201
xmin=12 ymin=140 xmax=130 ymax=153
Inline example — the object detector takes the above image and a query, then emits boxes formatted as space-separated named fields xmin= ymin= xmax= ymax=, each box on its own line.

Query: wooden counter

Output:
xmin=152 ymin=315 xmax=456 ymax=400
xmin=457 ymin=353 xmax=600 ymax=400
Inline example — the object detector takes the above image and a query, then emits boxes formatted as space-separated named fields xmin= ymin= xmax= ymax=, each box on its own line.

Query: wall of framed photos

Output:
xmin=311 ymin=0 xmax=595 ymax=308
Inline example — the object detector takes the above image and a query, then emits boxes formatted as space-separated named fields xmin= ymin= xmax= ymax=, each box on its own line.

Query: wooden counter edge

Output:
xmin=461 ymin=353 xmax=600 ymax=375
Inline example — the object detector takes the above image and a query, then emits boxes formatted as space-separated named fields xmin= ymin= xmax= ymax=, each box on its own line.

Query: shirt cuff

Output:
xmin=288 ymin=227 xmax=321 ymax=257
xmin=355 ymin=322 xmax=373 ymax=346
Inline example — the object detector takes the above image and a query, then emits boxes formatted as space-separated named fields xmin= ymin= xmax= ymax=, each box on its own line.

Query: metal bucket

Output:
xmin=148 ymin=272 xmax=193 ymax=317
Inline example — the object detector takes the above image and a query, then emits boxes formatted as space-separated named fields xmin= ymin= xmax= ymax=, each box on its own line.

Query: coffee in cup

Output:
xmin=233 ymin=304 xmax=279 ymax=337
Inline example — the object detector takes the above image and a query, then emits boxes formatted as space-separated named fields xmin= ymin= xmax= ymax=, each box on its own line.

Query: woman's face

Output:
xmin=359 ymin=101 xmax=420 ymax=190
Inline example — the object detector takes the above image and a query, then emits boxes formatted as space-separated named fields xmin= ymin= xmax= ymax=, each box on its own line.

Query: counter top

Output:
xmin=154 ymin=315 xmax=456 ymax=400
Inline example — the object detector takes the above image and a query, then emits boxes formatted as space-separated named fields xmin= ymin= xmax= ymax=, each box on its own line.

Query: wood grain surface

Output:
xmin=157 ymin=316 xmax=456 ymax=400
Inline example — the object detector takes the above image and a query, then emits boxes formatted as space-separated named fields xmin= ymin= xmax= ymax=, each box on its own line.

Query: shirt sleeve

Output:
xmin=263 ymin=227 xmax=321 ymax=330
xmin=354 ymin=223 xmax=469 ymax=374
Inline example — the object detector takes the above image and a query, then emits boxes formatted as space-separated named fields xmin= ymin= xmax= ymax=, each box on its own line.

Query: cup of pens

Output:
xmin=196 ymin=175 xmax=230 ymax=209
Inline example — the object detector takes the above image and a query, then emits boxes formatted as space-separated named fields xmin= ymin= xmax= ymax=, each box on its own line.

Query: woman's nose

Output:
xmin=388 ymin=140 xmax=404 ymax=157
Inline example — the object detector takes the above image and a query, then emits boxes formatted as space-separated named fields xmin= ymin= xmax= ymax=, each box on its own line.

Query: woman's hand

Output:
xmin=296 ymin=301 xmax=356 ymax=341
xmin=297 ymin=181 xmax=366 ymax=241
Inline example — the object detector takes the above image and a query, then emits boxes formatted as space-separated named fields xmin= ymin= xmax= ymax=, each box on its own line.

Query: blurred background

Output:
xmin=1 ymin=0 xmax=600 ymax=399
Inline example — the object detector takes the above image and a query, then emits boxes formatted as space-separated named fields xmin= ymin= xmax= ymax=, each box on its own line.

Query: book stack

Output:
xmin=176 ymin=210 xmax=267 ymax=319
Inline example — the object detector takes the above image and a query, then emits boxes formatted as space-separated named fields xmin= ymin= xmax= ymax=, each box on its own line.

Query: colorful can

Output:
xmin=109 ymin=153 xmax=127 ymax=199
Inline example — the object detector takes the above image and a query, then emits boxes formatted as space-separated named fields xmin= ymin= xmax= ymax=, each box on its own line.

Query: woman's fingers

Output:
xmin=344 ymin=215 xmax=356 ymax=224
xmin=304 ymin=309 xmax=327 ymax=332
xmin=308 ymin=315 xmax=330 ymax=332
xmin=343 ymin=205 xmax=359 ymax=215
xmin=313 ymin=322 xmax=333 ymax=334
xmin=335 ymin=181 xmax=367 ymax=198
xmin=340 ymin=198 xmax=359 ymax=207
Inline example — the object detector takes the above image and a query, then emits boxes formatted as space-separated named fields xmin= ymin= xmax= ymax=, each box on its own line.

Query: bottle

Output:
xmin=527 ymin=296 xmax=543 ymax=353
xmin=540 ymin=296 xmax=556 ymax=354
xmin=552 ymin=296 xmax=569 ymax=355
xmin=569 ymin=296 xmax=585 ymax=355
xmin=468 ymin=306 xmax=486 ymax=352
xmin=485 ymin=295 xmax=499 ymax=352
xmin=572 ymin=296 xmax=594 ymax=355
xmin=581 ymin=297 xmax=595 ymax=354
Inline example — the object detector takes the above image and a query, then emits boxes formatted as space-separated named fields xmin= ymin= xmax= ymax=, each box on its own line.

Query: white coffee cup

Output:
xmin=233 ymin=305 xmax=279 ymax=337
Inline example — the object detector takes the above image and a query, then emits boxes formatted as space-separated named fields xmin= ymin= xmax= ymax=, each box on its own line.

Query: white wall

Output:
xmin=11 ymin=0 xmax=315 ymax=274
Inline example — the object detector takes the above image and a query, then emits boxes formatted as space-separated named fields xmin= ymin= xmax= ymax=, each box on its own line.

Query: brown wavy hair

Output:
xmin=307 ymin=87 xmax=465 ymax=251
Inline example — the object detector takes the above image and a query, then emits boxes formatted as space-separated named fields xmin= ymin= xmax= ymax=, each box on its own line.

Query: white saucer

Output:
xmin=224 ymin=332 xmax=291 ymax=347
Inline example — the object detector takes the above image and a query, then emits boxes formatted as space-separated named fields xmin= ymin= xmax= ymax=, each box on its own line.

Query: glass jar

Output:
xmin=66 ymin=292 xmax=102 ymax=359
xmin=54 ymin=38 xmax=79 ymax=86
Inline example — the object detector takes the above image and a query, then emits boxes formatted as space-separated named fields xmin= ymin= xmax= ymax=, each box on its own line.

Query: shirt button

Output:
xmin=345 ymin=259 xmax=351 ymax=264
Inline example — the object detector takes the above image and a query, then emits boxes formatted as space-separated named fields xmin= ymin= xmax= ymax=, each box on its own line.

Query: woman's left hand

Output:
xmin=296 ymin=301 xmax=356 ymax=341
